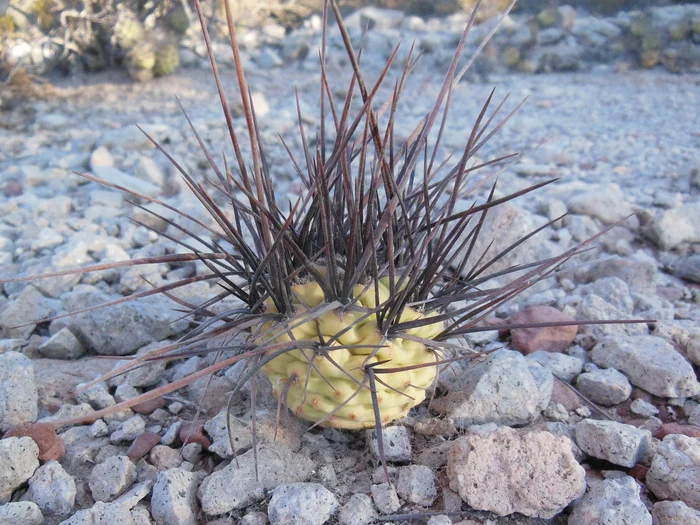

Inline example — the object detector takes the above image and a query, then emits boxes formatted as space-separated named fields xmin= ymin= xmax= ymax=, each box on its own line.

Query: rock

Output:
xmin=110 ymin=415 xmax=146 ymax=443
xmin=0 ymin=502 xmax=44 ymax=525
xmin=647 ymin=434 xmax=700 ymax=510
xmin=432 ymin=349 xmax=552 ymax=428
xmin=127 ymin=432 xmax=161 ymax=460
xmin=0 ymin=285 xmax=55 ymax=339
xmin=671 ymin=255 xmax=700 ymax=284
xmin=591 ymin=336 xmax=700 ymax=398
xmin=370 ymin=482 xmax=401 ymax=514
xmin=575 ymin=257 xmax=657 ymax=295
xmin=38 ymin=328 xmax=86 ymax=359
xmin=89 ymin=455 xmax=137 ymax=502
xmin=338 ymin=493 xmax=376 ymax=525
xmin=396 ymin=464 xmax=438 ymax=506
xmin=58 ymin=501 xmax=134 ymax=524
xmin=630 ymin=398 xmax=659 ymax=417
xmin=149 ymin=445 xmax=183 ymax=471
xmin=567 ymin=184 xmax=638 ymax=226
xmin=0 ymin=437 xmax=40 ymax=502
xmin=89 ymin=146 xmax=114 ymax=171
xmin=526 ymin=351 xmax=583 ymax=382
xmin=198 ymin=443 xmax=315 ymax=515
xmin=446 ymin=426 xmax=585 ymax=518
xmin=62 ymin=288 xmax=189 ymax=356
xmin=655 ymin=423 xmax=700 ymax=440
xmin=575 ymin=419 xmax=651 ymax=468
xmin=4 ymin=422 xmax=64 ymax=461
xmin=23 ymin=460 xmax=76 ymax=516
xmin=575 ymin=367 xmax=631 ymax=406
xmin=151 ymin=468 xmax=200 ymax=525
xmin=93 ymin=166 xmax=160 ymax=197
xmin=652 ymin=500 xmax=700 ymax=525
xmin=576 ymin=294 xmax=647 ymax=340
xmin=123 ymin=342 xmax=168 ymax=387
xmin=0 ymin=352 xmax=39 ymax=433
xmin=76 ymin=382 xmax=116 ymax=410
xmin=267 ymin=483 xmax=339 ymax=525
xmin=568 ymin=475 xmax=652 ymax=525
xmin=579 ymin=277 xmax=634 ymax=313
xmin=255 ymin=48 xmax=283 ymax=68
xmin=648 ymin=202 xmax=700 ymax=250
xmin=508 ymin=305 xmax=578 ymax=354
xmin=134 ymin=156 xmax=165 ymax=187
xmin=366 ymin=425 xmax=412 ymax=463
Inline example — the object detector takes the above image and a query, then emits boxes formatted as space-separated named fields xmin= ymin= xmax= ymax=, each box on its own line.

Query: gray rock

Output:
xmin=0 ymin=351 xmax=38 ymax=431
xmin=0 ymin=502 xmax=44 ymax=525
xmin=432 ymin=349 xmax=552 ymax=427
xmin=396 ymin=465 xmax=438 ymax=506
xmin=576 ymin=294 xmax=647 ymax=340
xmin=366 ymin=425 xmax=412 ymax=463
xmin=630 ymin=398 xmax=659 ymax=417
xmin=575 ymin=367 xmax=632 ymax=406
xmin=648 ymin=202 xmax=700 ymax=250
xmin=89 ymin=455 xmax=137 ymax=502
xmin=39 ymin=402 xmax=94 ymax=425
xmin=591 ymin=336 xmax=700 ymax=398
xmin=0 ymin=437 xmax=40 ymax=502
xmin=447 ymin=426 xmax=585 ymax=518
xmin=338 ymin=493 xmax=376 ymax=525
xmin=255 ymin=48 xmax=283 ymax=68
xmin=671 ymin=254 xmax=700 ymax=284
xmin=268 ymin=483 xmax=339 ymax=525
xmin=110 ymin=415 xmax=146 ymax=443
xmin=198 ymin=443 xmax=315 ymax=515
xmin=58 ymin=501 xmax=134 ymax=524
xmin=652 ymin=500 xmax=700 ymax=525
xmin=647 ymin=434 xmax=700 ymax=510
xmin=568 ymin=476 xmax=651 ymax=525
xmin=539 ymin=27 xmax=566 ymax=45
xmin=149 ymin=445 xmax=183 ymax=471
xmin=371 ymin=482 xmax=401 ymax=514
xmin=62 ymin=288 xmax=189 ymax=356
xmin=151 ymin=468 xmax=199 ymax=525
xmin=134 ymin=156 xmax=165 ymax=187
xmin=575 ymin=419 xmax=651 ymax=468
xmin=526 ymin=351 xmax=583 ymax=382
xmin=76 ymin=382 xmax=116 ymax=410
xmin=23 ymin=460 xmax=76 ymax=516
xmin=38 ymin=327 xmax=86 ymax=359
xmin=578 ymin=277 xmax=634 ymax=313
xmin=123 ymin=342 xmax=168 ymax=387
xmin=0 ymin=285 xmax=55 ymax=339
xmin=92 ymin=166 xmax=160 ymax=196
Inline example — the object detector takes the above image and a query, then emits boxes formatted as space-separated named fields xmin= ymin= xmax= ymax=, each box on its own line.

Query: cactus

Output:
xmin=0 ymin=14 xmax=16 ymax=35
xmin=153 ymin=44 xmax=179 ymax=77
xmin=126 ymin=43 xmax=156 ymax=82
xmin=114 ymin=10 xmax=146 ymax=51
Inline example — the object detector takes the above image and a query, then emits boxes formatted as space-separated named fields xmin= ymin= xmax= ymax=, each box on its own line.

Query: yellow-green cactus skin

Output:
xmin=260 ymin=279 xmax=442 ymax=429
xmin=153 ymin=45 xmax=180 ymax=77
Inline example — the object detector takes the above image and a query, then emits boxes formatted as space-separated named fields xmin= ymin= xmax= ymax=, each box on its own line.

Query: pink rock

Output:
xmin=654 ymin=423 xmax=700 ymax=440
xmin=508 ymin=305 xmax=578 ymax=354
xmin=179 ymin=420 xmax=211 ymax=449
xmin=127 ymin=432 xmax=161 ymax=460
xmin=4 ymin=422 xmax=65 ymax=462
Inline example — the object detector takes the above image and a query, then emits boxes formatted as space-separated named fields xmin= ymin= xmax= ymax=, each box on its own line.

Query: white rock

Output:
xmin=575 ymin=419 xmax=650 ymax=468
xmin=591 ymin=336 xmax=700 ymax=398
xmin=198 ymin=443 xmax=315 ymax=515
xmin=23 ymin=460 xmax=76 ymax=516
xmin=267 ymin=483 xmax=339 ymax=525
xmin=134 ymin=156 xmax=165 ymax=187
xmin=574 ymin=367 xmax=631 ymax=406
xmin=649 ymin=202 xmax=700 ymax=250
xmin=338 ymin=493 xmax=376 ymax=525
xmin=526 ymin=351 xmax=583 ymax=382
xmin=90 ymin=146 xmax=115 ymax=171
xmin=366 ymin=425 xmax=412 ymax=463
xmin=396 ymin=464 xmax=438 ymax=506
xmin=0 ymin=437 xmax=40 ymax=502
xmin=630 ymin=398 xmax=659 ymax=417
xmin=578 ymin=277 xmax=634 ymax=313
xmin=0 ymin=501 xmax=44 ymax=525
xmin=0 ymin=285 xmax=55 ymax=339
xmin=652 ymin=500 xmax=700 ymax=524
xmin=76 ymin=382 xmax=116 ymax=410
xmin=447 ymin=426 xmax=585 ymax=518
xmin=89 ymin=455 xmax=137 ymax=502
xmin=370 ymin=482 xmax=401 ymax=514
xmin=576 ymin=294 xmax=647 ymax=340
xmin=151 ymin=468 xmax=199 ymax=525
xmin=0 ymin=351 xmax=38 ymax=431
xmin=58 ymin=501 xmax=134 ymax=524
xmin=568 ymin=476 xmax=651 ymax=524
xmin=647 ymin=434 xmax=700 ymax=510
xmin=432 ymin=349 xmax=552 ymax=427
xmin=567 ymin=184 xmax=638 ymax=226
xmin=110 ymin=415 xmax=146 ymax=443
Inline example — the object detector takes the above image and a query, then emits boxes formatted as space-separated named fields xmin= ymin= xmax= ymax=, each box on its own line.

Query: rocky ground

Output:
xmin=1 ymin=3 xmax=700 ymax=525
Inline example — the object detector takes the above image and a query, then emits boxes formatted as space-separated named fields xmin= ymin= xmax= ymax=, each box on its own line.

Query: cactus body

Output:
xmin=127 ymin=43 xmax=156 ymax=82
xmin=260 ymin=279 xmax=442 ymax=429
xmin=115 ymin=12 xmax=146 ymax=51
xmin=153 ymin=45 xmax=180 ymax=77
